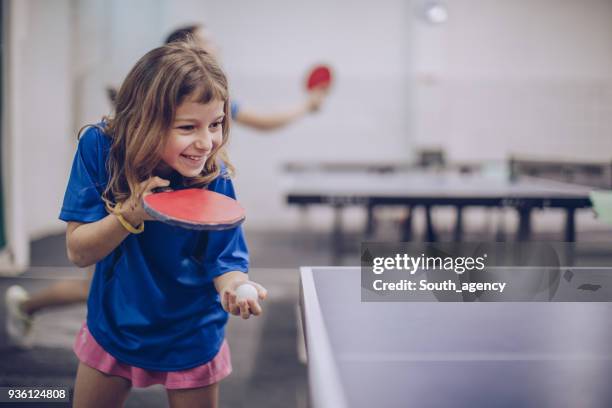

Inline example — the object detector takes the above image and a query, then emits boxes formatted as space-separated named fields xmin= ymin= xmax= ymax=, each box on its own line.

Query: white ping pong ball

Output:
xmin=236 ymin=283 xmax=258 ymax=301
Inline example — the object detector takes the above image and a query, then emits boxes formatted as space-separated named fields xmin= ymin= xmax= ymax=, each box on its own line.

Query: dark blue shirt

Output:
xmin=230 ymin=101 xmax=240 ymax=119
xmin=59 ymin=125 xmax=249 ymax=371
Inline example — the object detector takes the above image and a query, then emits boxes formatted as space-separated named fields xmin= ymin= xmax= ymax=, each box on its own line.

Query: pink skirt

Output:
xmin=73 ymin=323 xmax=232 ymax=389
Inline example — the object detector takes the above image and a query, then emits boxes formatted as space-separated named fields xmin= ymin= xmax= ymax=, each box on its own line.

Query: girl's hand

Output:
xmin=221 ymin=279 xmax=267 ymax=319
xmin=118 ymin=176 xmax=170 ymax=226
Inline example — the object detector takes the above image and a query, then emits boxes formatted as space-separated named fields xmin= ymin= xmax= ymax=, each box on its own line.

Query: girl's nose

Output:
xmin=194 ymin=131 xmax=213 ymax=152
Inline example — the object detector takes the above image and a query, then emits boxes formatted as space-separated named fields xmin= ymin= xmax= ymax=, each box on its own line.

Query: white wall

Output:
xmin=3 ymin=0 xmax=75 ymax=269
xmin=21 ymin=0 xmax=75 ymax=239
xmin=412 ymin=0 xmax=612 ymax=161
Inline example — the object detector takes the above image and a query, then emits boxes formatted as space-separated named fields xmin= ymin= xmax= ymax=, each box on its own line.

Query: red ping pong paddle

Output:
xmin=306 ymin=65 xmax=333 ymax=90
xmin=143 ymin=188 xmax=245 ymax=230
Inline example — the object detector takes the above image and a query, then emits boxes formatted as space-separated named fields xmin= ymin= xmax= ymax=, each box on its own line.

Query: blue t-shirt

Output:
xmin=59 ymin=125 xmax=249 ymax=371
xmin=230 ymin=101 xmax=239 ymax=119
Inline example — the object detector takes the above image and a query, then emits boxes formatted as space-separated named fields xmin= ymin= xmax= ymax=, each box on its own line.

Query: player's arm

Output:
xmin=66 ymin=217 xmax=131 ymax=267
xmin=233 ymin=89 xmax=328 ymax=131
xmin=66 ymin=176 xmax=169 ymax=267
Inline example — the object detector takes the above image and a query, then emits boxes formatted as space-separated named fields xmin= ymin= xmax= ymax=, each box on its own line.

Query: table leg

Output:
xmin=516 ymin=206 xmax=532 ymax=241
xmin=425 ymin=205 xmax=437 ymax=242
xmin=365 ymin=203 xmax=375 ymax=239
xmin=565 ymin=207 xmax=576 ymax=242
xmin=495 ymin=208 xmax=507 ymax=242
xmin=454 ymin=205 xmax=464 ymax=242
xmin=332 ymin=204 xmax=344 ymax=263
xmin=401 ymin=206 xmax=413 ymax=241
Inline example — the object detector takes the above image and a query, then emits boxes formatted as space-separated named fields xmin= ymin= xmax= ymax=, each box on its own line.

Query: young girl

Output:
xmin=60 ymin=41 xmax=266 ymax=408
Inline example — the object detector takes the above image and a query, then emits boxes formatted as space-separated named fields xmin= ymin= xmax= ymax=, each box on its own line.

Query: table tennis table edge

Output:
xmin=300 ymin=266 xmax=351 ymax=408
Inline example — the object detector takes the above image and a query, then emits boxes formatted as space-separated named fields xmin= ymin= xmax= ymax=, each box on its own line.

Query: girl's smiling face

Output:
xmin=159 ymin=98 xmax=225 ymax=178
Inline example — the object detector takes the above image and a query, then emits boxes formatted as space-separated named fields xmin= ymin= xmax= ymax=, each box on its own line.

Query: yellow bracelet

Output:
xmin=106 ymin=202 xmax=145 ymax=234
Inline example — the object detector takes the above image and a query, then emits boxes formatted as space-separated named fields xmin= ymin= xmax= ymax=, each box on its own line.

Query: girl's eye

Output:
xmin=178 ymin=125 xmax=195 ymax=131
xmin=210 ymin=121 xmax=223 ymax=130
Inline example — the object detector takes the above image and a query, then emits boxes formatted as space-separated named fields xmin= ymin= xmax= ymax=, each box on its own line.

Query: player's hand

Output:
xmin=221 ymin=279 xmax=267 ymax=319
xmin=118 ymin=176 xmax=170 ymax=226
xmin=306 ymin=87 xmax=329 ymax=112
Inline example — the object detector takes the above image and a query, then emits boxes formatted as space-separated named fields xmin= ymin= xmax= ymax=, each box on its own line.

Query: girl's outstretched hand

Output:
xmin=220 ymin=278 xmax=267 ymax=320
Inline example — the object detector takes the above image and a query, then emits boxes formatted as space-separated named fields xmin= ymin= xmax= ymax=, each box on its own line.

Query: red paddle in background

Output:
xmin=306 ymin=64 xmax=333 ymax=90
xmin=143 ymin=188 xmax=245 ymax=230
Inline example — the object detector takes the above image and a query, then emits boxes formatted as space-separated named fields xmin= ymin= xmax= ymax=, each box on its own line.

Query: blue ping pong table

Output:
xmin=299 ymin=266 xmax=612 ymax=408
